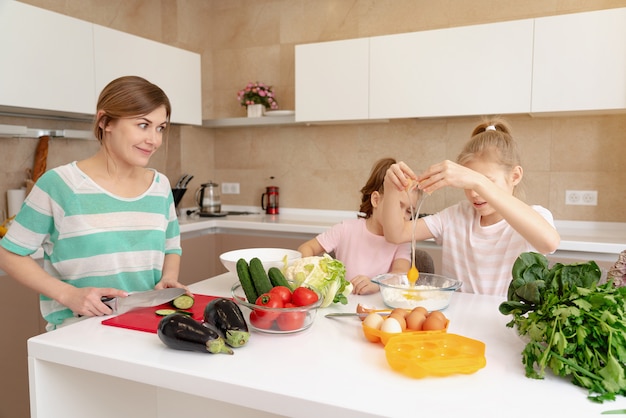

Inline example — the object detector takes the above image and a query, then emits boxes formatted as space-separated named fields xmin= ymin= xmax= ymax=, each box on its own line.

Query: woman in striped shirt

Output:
xmin=0 ymin=76 xmax=186 ymax=329
xmin=382 ymin=118 xmax=560 ymax=296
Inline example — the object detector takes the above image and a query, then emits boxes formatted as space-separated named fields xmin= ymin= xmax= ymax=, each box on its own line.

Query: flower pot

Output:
xmin=247 ymin=104 xmax=265 ymax=118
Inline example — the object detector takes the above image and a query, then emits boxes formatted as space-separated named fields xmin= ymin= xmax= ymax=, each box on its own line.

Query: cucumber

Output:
xmin=249 ymin=257 xmax=273 ymax=296
xmin=172 ymin=294 xmax=195 ymax=310
xmin=236 ymin=258 xmax=258 ymax=303
xmin=268 ymin=267 xmax=291 ymax=290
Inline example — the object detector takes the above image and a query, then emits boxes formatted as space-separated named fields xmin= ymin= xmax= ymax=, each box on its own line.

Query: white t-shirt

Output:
xmin=316 ymin=218 xmax=411 ymax=281
xmin=423 ymin=200 xmax=555 ymax=296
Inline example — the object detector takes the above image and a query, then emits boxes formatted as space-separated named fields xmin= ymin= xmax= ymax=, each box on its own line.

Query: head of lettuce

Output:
xmin=284 ymin=254 xmax=353 ymax=308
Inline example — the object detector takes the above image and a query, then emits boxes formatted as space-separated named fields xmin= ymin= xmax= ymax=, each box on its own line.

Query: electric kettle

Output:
xmin=195 ymin=181 xmax=221 ymax=215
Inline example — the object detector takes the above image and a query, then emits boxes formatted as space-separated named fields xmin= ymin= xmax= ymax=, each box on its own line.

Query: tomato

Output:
xmin=249 ymin=310 xmax=274 ymax=330
xmin=276 ymin=302 xmax=306 ymax=331
xmin=292 ymin=287 xmax=319 ymax=307
xmin=255 ymin=293 xmax=283 ymax=320
xmin=269 ymin=286 xmax=292 ymax=304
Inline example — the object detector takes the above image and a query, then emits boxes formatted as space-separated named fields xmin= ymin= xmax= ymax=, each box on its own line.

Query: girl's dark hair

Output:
xmin=358 ymin=157 xmax=396 ymax=218
xmin=93 ymin=76 xmax=172 ymax=142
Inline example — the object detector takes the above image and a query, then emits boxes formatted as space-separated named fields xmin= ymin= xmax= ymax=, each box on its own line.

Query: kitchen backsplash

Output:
xmin=2 ymin=0 xmax=625 ymax=223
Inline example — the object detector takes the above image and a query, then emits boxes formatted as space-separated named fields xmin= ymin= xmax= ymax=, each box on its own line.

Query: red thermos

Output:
xmin=261 ymin=186 xmax=279 ymax=214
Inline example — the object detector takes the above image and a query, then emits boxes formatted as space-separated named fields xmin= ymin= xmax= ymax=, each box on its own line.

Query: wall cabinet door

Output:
xmin=0 ymin=1 xmax=96 ymax=117
xmin=532 ymin=8 xmax=626 ymax=114
xmin=295 ymin=38 xmax=370 ymax=122
xmin=370 ymin=19 xmax=534 ymax=119
xmin=93 ymin=25 xmax=202 ymax=125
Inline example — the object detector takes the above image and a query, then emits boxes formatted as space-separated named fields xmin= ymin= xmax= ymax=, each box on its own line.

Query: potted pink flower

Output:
xmin=237 ymin=81 xmax=278 ymax=117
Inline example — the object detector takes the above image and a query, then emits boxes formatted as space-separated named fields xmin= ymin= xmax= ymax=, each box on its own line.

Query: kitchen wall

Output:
xmin=2 ymin=0 xmax=625 ymax=222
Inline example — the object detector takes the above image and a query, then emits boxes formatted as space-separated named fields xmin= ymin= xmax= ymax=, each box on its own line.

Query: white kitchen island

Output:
xmin=28 ymin=273 xmax=625 ymax=418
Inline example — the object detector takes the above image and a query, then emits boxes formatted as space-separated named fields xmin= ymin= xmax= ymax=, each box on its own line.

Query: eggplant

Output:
xmin=157 ymin=313 xmax=233 ymax=355
xmin=203 ymin=298 xmax=250 ymax=348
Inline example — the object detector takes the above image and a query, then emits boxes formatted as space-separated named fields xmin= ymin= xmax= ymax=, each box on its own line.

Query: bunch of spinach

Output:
xmin=500 ymin=252 xmax=626 ymax=403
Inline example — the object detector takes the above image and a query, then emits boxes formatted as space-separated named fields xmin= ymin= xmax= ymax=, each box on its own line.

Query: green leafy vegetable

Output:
xmin=501 ymin=252 xmax=626 ymax=403
xmin=284 ymin=254 xmax=352 ymax=308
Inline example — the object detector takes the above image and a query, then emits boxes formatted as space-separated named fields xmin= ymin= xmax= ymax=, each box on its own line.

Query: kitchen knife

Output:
xmin=102 ymin=288 xmax=186 ymax=315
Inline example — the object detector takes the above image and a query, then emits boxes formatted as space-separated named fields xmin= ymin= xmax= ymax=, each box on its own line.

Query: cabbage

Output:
xmin=285 ymin=254 xmax=352 ymax=308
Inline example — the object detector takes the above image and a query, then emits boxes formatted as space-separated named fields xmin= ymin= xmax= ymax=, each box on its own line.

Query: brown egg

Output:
xmin=405 ymin=310 xmax=426 ymax=331
xmin=390 ymin=308 xmax=409 ymax=319
xmin=410 ymin=306 xmax=428 ymax=317
xmin=388 ymin=313 xmax=407 ymax=331
xmin=428 ymin=310 xmax=447 ymax=323
xmin=422 ymin=314 xmax=445 ymax=331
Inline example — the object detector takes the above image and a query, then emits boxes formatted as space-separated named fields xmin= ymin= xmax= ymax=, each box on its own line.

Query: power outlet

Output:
xmin=221 ymin=182 xmax=240 ymax=195
xmin=565 ymin=190 xmax=597 ymax=206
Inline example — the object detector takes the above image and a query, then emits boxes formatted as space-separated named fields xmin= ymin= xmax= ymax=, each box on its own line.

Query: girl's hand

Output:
xmin=350 ymin=275 xmax=380 ymax=295
xmin=417 ymin=160 xmax=482 ymax=193
xmin=385 ymin=162 xmax=418 ymax=191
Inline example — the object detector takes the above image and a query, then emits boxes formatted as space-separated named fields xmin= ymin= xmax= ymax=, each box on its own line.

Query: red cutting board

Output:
xmin=101 ymin=294 xmax=219 ymax=333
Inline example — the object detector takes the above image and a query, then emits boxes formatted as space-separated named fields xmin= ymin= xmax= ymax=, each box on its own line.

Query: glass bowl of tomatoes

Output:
xmin=231 ymin=282 xmax=323 ymax=334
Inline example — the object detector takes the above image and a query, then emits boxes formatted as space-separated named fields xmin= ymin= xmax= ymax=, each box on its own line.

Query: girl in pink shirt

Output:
xmin=382 ymin=118 xmax=561 ymax=296
xmin=298 ymin=158 xmax=413 ymax=295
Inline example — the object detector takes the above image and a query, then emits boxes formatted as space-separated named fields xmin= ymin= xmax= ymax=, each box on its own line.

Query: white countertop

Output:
xmin=27 ymin=272 xmax=625 ymax=417
xmin=180 ymin=206 xmax=626 ymax=256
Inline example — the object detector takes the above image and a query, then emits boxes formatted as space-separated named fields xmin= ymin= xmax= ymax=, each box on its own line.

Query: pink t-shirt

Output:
xmin=316 ymin=218 xmax=411 ymax=281
xmin=423 ymin=200 xmax=556 ymax=296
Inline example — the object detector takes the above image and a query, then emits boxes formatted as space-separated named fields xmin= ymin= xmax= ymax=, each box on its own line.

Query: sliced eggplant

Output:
xmin=157 ymin=313 xmax=233 ymax=354
xmin=203 ymin=298 xmax=250 ymax=348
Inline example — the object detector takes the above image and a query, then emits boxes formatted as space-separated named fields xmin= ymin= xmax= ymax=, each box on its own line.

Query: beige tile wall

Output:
xmin=2 ymin=0 xmax=625 ymax=222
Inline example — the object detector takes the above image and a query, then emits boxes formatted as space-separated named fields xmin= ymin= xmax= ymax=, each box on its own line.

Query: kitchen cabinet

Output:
xmin=179 ymin=231 xmax=218 ymax=284
xmin=93 ymin=25 xmax=202 ymax=126
xmin=369 ymin=19 xmax=534 ymax=118
xmin=0 ymin=1 xmax=96 ymax=118
xmin=0 ymin=2 xmax=201 ymax=125
xmin=0 ymin=272 xmax=46 ymax=418
xmin=295 ymin=38 xmax=370 ymax=122
xmin=531 ymin=7 xmax=626 ymax=114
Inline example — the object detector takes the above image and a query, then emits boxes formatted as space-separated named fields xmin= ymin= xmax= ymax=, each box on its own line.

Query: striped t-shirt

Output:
xmin=0 ymin=162 xmax=182 ymax=325
xmin=423 ymin=200 xmax=555 ymax=296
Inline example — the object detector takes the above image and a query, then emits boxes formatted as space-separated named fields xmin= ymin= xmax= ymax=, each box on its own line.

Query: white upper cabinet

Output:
xmin=0 ymin=1 xmax=96 ymax=117
xmin=93 ymin=25 xmax=202 ymax=125
xmin=532 ymin=8 xmax=626 ymax=114
xmin=370 ymin=19 xmax=534 ymax=119
xmin=0 ymin=2 xmax=201 ymax=125
xmin=295 ymin=38 xmax=370 ymax=122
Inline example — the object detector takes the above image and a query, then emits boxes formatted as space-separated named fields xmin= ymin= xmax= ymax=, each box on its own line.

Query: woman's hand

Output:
xmin=60 ymin=286 xmax=128 ymax=317
xmin=155 ymin=279 xmax=191 ymax=295
xmin=350 ymin=275 xmax=380 ymax=295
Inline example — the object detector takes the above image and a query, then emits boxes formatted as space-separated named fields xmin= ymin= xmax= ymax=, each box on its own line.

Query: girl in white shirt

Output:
xmin=382 ymin=118 xmax=560 ymax=296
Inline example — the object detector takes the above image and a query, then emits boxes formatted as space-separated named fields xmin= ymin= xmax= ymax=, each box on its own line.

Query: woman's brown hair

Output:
xmin=358 ymin=157 xmax=396 ymax=218
xmin=93 ymin=75 xmax=172 ymax=142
